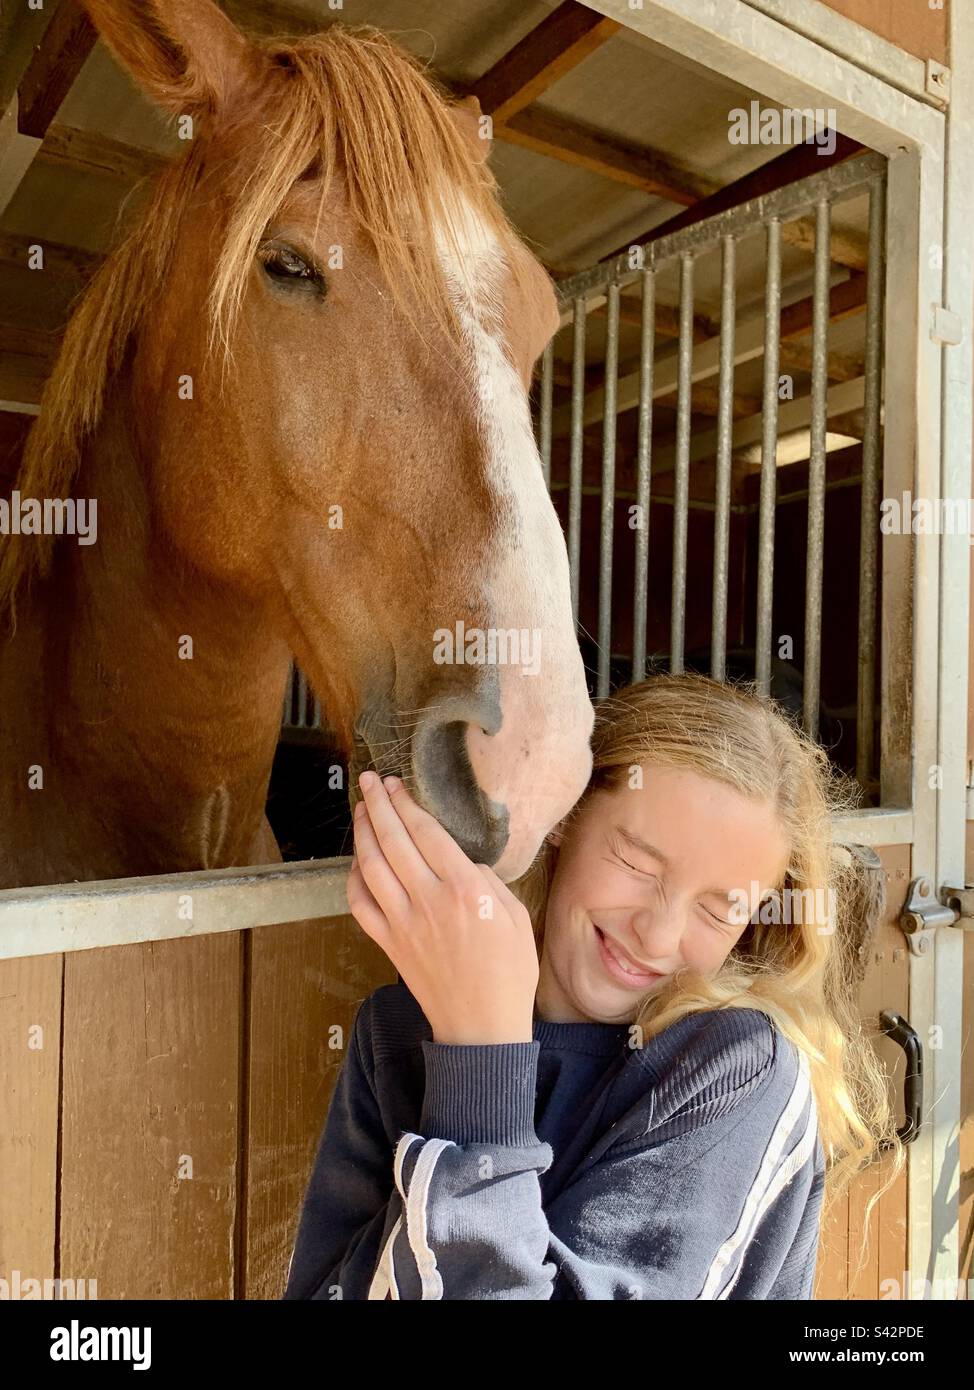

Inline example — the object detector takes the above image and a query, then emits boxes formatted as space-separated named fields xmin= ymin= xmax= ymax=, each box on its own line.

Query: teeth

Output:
xmin=601 ymin=931 xmax=649 ymax=975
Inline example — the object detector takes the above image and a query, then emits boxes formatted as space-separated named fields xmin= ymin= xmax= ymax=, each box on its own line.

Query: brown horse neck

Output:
xmin=2 ymin=392 xmax=291 ymax=886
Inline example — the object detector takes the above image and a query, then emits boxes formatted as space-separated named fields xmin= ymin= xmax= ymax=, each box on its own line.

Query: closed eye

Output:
xmin=615 ymin=852 xmax=656 ymax=879
xmin=703 ymin=906 xmax=736 ymax=928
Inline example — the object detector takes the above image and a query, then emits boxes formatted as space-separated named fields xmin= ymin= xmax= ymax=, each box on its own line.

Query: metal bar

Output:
xmin=0 ymin=802 xmax=914 ymax=960
xmin=711 ymin=234 xmax=736 ymax=682
xmin=857 ymin=177 xmax=886 ymax=786
xmin=554 ymin=152 xmax=886 ymax=307
xmin=598 ymin=281 xmax=620 ymax=697
xmin=755 ymin=218 xmax=783 ymax=699
xmin=539 ymin=340 xmax=554 ymax=489
xmin=632 ymin=267 xmax=655 ymax=682
xmin=0 ymin=860 xmax=355 ymax=963
xmin=568 ymin=297 xmax=586 ymax=623
xmin=296 ymin=667 xmax=308 ymax=727
xmin=803 ymin=197 xmax=832 ymax=739
xmin=670 ymin=253 xmax=694 ymax=674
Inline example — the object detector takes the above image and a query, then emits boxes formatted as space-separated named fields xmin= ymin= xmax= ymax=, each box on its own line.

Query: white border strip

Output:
xmin=0 ymin=859 xmax=353 ymax=961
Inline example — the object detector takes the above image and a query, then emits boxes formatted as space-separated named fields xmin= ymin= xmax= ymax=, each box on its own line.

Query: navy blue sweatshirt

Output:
xmin=283 ymin=982 xmax=826 ymax=1300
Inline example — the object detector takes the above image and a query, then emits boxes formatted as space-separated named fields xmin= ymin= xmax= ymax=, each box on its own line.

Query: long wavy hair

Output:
xmin=512 ymin=671 xmax=905 ymax=1283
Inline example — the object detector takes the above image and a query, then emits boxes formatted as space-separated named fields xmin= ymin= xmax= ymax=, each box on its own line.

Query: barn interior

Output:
xmin=0 ymin=0 xmax=880 ymax=862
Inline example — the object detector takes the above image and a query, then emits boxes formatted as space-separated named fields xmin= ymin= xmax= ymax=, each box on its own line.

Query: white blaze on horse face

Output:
xmin=434 ymin=195 xmax=594 ymax=881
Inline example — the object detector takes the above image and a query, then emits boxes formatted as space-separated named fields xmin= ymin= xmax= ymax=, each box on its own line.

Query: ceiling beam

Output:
xmin=552 ymin=272 xmax=869 ymax=434
xmin=590 ymin=135 xmax=868 ymax=275
xmin=17 ymin=0 xmax=97 ymax=140
xmin=0 ymin=230 xmax=101 ymax=280
xmin=0 ymin=0 xmax=98 ymax=218
xmin=500 ymin=108 xmax=710 ymax=206
xmin=468 ymin=2 xmax=619 ymax=125
xmin=38 ymin=121 xmax=167 ymax=183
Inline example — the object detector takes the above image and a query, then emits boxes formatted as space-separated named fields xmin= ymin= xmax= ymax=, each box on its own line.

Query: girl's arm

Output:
xmin=372 ymin=1016 xmax=823 ymax=1301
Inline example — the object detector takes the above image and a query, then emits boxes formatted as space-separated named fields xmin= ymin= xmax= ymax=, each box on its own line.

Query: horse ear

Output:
xmin=82 ymin=0 xmax=257 ymax=116
xmin=451 ymin=94 xmax=493 ymax=165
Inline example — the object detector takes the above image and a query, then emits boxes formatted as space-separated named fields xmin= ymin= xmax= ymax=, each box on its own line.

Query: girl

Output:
xmin=284 ymin=672 xmax=904 ymax=1300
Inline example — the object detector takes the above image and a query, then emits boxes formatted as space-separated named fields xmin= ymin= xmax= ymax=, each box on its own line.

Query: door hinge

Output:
xmin=930 ymin=305 xmax=963 ymax=346
xmin=899 ymin=876 xmax=966 ymax=957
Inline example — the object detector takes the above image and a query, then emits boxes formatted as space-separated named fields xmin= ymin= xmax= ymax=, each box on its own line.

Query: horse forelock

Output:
xmin=0 ymin=22 xmax=536 ymax=614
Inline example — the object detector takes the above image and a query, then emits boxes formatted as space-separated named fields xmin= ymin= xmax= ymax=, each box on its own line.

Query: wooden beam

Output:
xmin=648 ymin=377 xmax=866 ymax=477
xmin=0 ymin=230 xmax=101 ymax=281
xmin=38 ymin=122 xmax=167 ymax=183
xmin=779 ymin=340 xmax=864 ymax=385
xmin=617 ymin=134 xmax=864 ymax=249
xmin=551 ymin=357 xmax=760 ymax=419
xmin=469 ymin=2 xmax=619 ymax=126
xmin=0 ymin=0 xmax=97 ymax=217
xmin=0 ymin=321 xmax=62 ymax=407
xmin=0 ymin=97 xmax=40 ymax=218
xmin=593 ymin=297 xmax=718 ymax=342
xmin=594 ymin=136 xmax=867 ymax=272
xmin=553 ymin=271 xmax=868 ymax=434
xmin=17 ymin=0 xmax=97 ymax=141
xmin=780 ymin=271 xmax=867 ymax=337
xmin=501 ymin=108 xmax=711 ymax=206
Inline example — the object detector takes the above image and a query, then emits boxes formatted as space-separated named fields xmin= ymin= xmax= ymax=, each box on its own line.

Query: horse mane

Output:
xmin=0 ymin=23 xmax=536 ymax=619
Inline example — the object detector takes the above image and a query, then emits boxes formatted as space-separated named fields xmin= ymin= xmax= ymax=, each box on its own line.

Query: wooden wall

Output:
xmin=815 ymin=843 xmax=911 ymax=1297
xmin=961 ymin=827 xmax=974 ymax=1292
xmin=0 ymin=918 xmax=395 ymax=1299
xmin=820 ymin=0 xmax=948 ymax=63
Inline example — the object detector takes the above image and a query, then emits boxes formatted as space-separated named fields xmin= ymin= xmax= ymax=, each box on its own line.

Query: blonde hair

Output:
xmin=513 ymin=671 xmax=905 ymax=1284
xmin=0 ymin=22 xmax=536 ymax=620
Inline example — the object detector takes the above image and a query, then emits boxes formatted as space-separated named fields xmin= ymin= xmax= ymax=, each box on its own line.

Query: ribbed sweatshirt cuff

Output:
xmin=419 ymin=1040 xmax=543 ymax=1146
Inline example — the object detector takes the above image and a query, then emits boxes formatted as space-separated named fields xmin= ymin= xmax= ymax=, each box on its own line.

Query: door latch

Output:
xmin=898 ymin=876 xmax=964 ymax=957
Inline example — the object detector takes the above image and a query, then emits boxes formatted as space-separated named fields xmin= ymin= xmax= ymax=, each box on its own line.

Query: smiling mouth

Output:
xmin=594 ymin=924 xmax=664 ymax=987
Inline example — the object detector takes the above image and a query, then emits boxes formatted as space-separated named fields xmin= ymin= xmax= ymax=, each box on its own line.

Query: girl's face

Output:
xmin=535 ymin=763 xmax=791 ymax=1025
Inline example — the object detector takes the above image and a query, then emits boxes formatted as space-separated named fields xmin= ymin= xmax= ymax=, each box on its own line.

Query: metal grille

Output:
xmin=281 ymin=664 xmax=322 ymax=732
xmin=542 ymin=151 xmax=887 ymax=789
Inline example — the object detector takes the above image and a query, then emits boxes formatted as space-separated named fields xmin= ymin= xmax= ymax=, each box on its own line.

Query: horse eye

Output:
xmin=260 ymin=243 xmax=325 ymax=293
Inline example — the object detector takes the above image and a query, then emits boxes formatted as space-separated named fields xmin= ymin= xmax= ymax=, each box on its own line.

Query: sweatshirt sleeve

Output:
xmin=370 ymin=1022 xmax=821 ymax=1301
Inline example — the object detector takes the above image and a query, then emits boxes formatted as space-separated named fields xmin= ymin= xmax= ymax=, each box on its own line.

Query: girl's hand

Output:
xmin=346 ymin=771 xmax=539 ymax=1045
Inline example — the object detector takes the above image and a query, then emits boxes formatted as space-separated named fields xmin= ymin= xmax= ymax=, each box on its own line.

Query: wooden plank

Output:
xmin=873 ymin=844 xmax=911 ymax=1297
xmin=629 ymin=134 xmax=863 ymax=250
xmin=501 ymin=107 xmax=709 ymax=205
xmin=0 ymin=231 xmax=101 ymax=282
xmin=815 ymin=843 xmax=912 ymax=1298
xmin=469 ymin=2 xmax=620 ymax=126
xmin=960 ymin=823 xmax=974 ymax=1286
xmin=780 ymin=272 xmax=867 ymax=338
xmin=0 ymin=98 xmax=41 ymax=219
xmin=553 ymin=277 xmax=867 ymax=434
xmin=59 ymin=934 xmax=242 ymax=1298
xmin=38 ymin=122 xmax=166 ymax=183
xmin=598 ymin=137 xmax=866 ymax=269
xmin=17 ymin=0 xmax=97 ymax=141
xmin=0 ymin=954 xmax=62 ymax=1294
xmin=244 ymin=917 xmax=396 ymax=1298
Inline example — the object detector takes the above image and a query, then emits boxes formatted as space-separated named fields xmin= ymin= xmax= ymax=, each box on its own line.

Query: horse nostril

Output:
xmin=410 ymin=694 xmax=509 ymax=866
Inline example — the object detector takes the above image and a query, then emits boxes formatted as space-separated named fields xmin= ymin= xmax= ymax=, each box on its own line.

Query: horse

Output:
xmin=0 ymin=1 xmax=595 ymax=892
